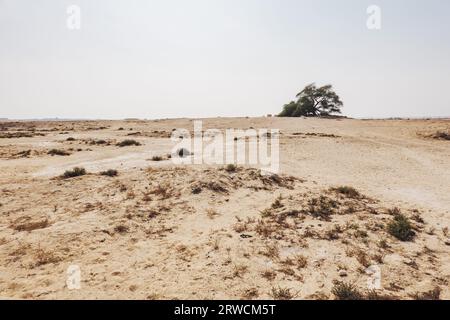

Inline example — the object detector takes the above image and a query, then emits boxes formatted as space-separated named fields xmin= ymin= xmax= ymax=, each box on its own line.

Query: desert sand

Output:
xmin=0 ymin=117 xmax=449 ymax=299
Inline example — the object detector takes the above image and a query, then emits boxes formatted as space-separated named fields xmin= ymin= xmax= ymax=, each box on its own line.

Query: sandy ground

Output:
xmin=0 ymin=117 xmax=449 ymax=300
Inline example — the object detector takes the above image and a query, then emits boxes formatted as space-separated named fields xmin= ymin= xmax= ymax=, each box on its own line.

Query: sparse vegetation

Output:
xmin=34 ymin=249 xmax=61 ymax=267
xmin=114 ymin=225 xmax=129 ymax=234
xmin=48 ymin=149 xmax=70 ymax=156
xmin=100 ymin=169 xmax=118 ymax=177
xmin=332 ymin=281 xmax=363 ymax=300
xmin=151 ymin=155 xmax=163 ymax=161
xmin=387 ymin=212 xmax=414 ymax=241
xmin=431 ymin=131 xmax=450 ymax=140
xmin=61 ymin=167 xmax=86 ymax=179
xmin=412 ymin=287 xmax=441 ymax=300
xmin=261 ymin=270 xmax=277 ymax=281
xmin=232 ymin=264 xmax=248 ymax=278
xmin=225 ymin=164 xmax=237 ymax=172
xmin=242 ymin=288 xmax=259 ymax=300
xmin=116 ymin=139 xmax=141 ymax=147
xmin=330 ymin=186 xmax=361 ymax=199
xmin=296 ymin=255 xmax=308 ymax=269
xmin=11 ymin=219 xmax=49 ymax=232
xmin=206 ymin=208 xmax=220 ymax=219
xmin=307 ymin=195 xmax=338 ymax=220
xmin=270 ymin=286 xmax=295 ymax=300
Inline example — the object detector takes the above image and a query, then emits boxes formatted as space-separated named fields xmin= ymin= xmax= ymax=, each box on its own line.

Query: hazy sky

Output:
xmin=1 ymin=0 xmax=449 ymax=119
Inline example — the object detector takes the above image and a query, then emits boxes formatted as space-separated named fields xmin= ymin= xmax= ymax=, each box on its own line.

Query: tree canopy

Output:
xmin=279 ymin=83 xmax=343 ymax=117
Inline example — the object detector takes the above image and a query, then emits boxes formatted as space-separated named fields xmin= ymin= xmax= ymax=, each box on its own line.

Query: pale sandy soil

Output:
xmin=0 ymin=117 xmax=449 ymax=300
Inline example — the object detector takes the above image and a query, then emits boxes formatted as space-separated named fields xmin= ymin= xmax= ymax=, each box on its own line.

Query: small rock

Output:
xmin=445 ymin=240 xmax=450 ymax=246
xmin=338 ymin=270 xmax=348 ymax=277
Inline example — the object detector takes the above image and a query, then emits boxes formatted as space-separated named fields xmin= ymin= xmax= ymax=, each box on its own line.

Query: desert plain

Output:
xmin=0 ymin=117 xmax=449 ymax=299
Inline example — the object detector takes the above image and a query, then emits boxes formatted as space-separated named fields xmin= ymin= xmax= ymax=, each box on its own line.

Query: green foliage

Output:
xmin=387 ymin=213 xmax=414 ymax=241
xmin=279 ymin=83 xmax=343 ymax=117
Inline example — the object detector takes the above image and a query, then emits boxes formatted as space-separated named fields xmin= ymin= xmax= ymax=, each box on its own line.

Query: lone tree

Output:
xmin=279 ymin=83 xmax=343 ymax=117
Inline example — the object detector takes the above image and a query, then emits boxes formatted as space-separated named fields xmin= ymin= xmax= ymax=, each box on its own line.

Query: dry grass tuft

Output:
xmin=11 ymin=218 xmax=50 ymax=232
xmin=116 ymin=139 xmax=141 ymax=147
xmin=387 ymin=212 xmax=415 ymax=241
xmin=100 ymin=169 xmax=118 ymax=177
xmin=241 ymin=287 xmax=259 ymax=300
xmin=412 ymin=287 xmax=441 ymax=300
xmin=270 ymin=286 xmax=295 ymax=300
xmin=34 ymin=249 xmax=61 ymax=267
xmin=332 ymin=281 xmax=363 ymax=300
xmin=48 ymin=149 xmax=70 ymax=156
xmin=61 ymin=167 xmax=87 ymax=179
xmin=206 ymin=208 xmax=220 ymax=219
xmin=330 ymin=186 xmax=361 ymax=199
xmin=261 ymin=269 xmax=277 ymax=281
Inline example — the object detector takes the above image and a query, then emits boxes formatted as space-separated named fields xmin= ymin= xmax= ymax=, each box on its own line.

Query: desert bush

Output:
xmin=151 ymin=155 xmax=163 ymax=161
xmin=432 ymin=131 xmax=450 ymax=140
xmin=332 ymin=281 xmax=363 ymax=300
xmin=242 ymin=288 xmax=259 ymax=299
xmin=330 ymin=186 xmax=361 ymax=198
xmin=114 ymin=225 xmax=129 ymax=234
xmin=387 ymin=213 xmax=414 ymax=241
xmin=296 ymin=255 xmax=308 ymax=269
xmin=270 ymin=287 xmax=295 ymax=300
xmin=66 ymin=137 xmax=76 ymax=141
xmin=225 ymin=164 xmax=237 ymax=172
xmin=48 ymin=149 xmax=70 ymax=156
xmin=100 ymin=169 xmax=118 ymax=177
xmin=34 ymin=249 xmax=61 ymax=267
xmin=307 ymin=195 xmax=338 ymax=220
xmin=61 ymin=167 xmax=86 ymax=179
xmin=206 ymin=208 xmax=220 ymax=219
xmin=91 ymin=139 xmax=107 ymax=145
xmin=116 ymin=139 xmax=141 ymax=147
xmin=11 ymin=219 xmax=49 ymax=232
xmin=412 ymin=287 xmax=441 ymax=300
xmin=261 ymin=270 xmax=277 ymax=281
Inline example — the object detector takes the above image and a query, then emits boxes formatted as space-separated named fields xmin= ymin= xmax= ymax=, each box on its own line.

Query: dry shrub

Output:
xmin=11 ymin=218 xmax=49 ymax=232
xmin=332 ymin=281 xmax=363 ymax=300
xmin=387 ymin=212 xmax=415 ymax=241
xmin=206 ymin=208 xmax=220 ymax=219
xmin=61 ymin=167 xmax=86 ymax=179
xmin=34 ymin=249 xmax=61 ymax=267
xmin=330 ymin=186 xmax=361 ymax=199
xmin=242 ymin=288 xmax=259 ymax=300
xmin=117 ymin=139 xmax=141 ymax=147
xmin=100 ymin=169 xmax=118 ymax=177
xmin=48 ymin=149 xmax=70 ymax=156
xmin=412 ymin=287 xmax=441 ymax=300
xmin=261 ymin=270 xmax=277 ymax=281
xmin=270 ymin=287 xmax=295 ymax=300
